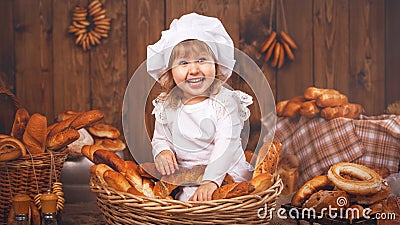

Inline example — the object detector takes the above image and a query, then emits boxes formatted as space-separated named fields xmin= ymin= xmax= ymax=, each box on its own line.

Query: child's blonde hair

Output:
xmin=158 ymin=39 xmax=227 ymax=108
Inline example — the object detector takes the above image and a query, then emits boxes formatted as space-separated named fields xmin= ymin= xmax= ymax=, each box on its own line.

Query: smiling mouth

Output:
xmin=185 ymin=77 xmax=205 ymax=83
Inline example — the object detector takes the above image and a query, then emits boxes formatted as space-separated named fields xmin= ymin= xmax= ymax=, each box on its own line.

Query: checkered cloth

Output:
xmin=271 ymin=114 xmax=400 ymax=186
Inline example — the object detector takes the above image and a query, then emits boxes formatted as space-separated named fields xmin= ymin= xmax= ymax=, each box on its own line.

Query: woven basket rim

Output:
xmin=90 ymin=175 xmax=283 ymax=206
xmin=0 ymin=149 xmax=68 ymax=167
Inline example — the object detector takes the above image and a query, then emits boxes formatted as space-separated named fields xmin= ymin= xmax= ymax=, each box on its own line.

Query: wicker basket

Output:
xmin=90 ymin=176 xmax=283 ymax=225
xmin=0 ymin=150 xmax=68 ymax=224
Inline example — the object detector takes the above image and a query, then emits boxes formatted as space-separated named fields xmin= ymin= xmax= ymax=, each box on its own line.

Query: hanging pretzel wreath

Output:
xmin=260 ymin=0 xmax=297 ymax=69
xmin=67 ymin=0 xmax=111 ymax=51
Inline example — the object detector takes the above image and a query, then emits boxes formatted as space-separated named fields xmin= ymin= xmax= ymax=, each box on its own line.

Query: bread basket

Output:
xmin=89 ymin=176 xmax=283 ymax=224
xmin=0 ymin=150 xmax=68 ymax=224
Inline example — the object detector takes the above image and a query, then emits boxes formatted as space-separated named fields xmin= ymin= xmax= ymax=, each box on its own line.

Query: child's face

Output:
xmin=170 ymin=41 xmax=216 ymax=101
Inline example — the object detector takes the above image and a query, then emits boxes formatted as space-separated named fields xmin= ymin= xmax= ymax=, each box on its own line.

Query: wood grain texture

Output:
xmin=276 ymin=0 xmax=313 ymax=101
xmin=14 ymin=0 xmax=54 ymax=118
xmin=385 ymin=0 xmax=400 ymax=107
xmin=314 ymin=0 xmax=349 ymax=94
xmin=90 ymin=0 xmax=127 ymax=129
xmin=126 ymin=0 xmax=165 ymax=162
xmin=165 ymin=0 xmax=240 ymax=46
xmin=350 ymin=0 xmax=385 ymax=115
xmin=53 ymin=0 xmax=90 ymax=115
xmin=0 ymin=0 xmax=15 ymax=91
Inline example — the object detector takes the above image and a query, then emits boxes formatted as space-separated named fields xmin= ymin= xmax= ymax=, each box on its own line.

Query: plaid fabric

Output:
xmin=271 ymin=114 xmax=400 ymax=186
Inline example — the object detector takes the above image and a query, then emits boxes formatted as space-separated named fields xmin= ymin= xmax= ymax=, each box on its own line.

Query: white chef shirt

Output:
xmin=151 ymin=87 xmax=253 ymax=200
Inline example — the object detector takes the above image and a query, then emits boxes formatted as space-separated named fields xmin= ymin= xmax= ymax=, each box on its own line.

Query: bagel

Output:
xmin=327 ymin=162 xmax=382 ymax=195
xmin=291 ymin=175 xmax=333 ymax=207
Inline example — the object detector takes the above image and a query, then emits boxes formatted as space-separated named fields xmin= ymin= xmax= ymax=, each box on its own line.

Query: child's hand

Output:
xmin=189 ymin=181 xmax=218 ymax=201
xmin=154 ymin=150 xmax=179 ymax=176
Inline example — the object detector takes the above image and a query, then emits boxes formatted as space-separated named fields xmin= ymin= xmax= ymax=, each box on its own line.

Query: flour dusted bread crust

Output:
xmin=212 ymin=181 xmax=255 ymax=200
xmin=22 ymin=113 xmax=47 ymax=154
xmin=88 ymin=122 xmax=120 ymax=139
xmin=11 ymin=108 xmax=30 ymax=141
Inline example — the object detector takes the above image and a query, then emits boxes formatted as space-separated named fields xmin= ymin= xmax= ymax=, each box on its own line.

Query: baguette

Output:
xmin=46 ymin=128 xmax=80 ymax=150
xmin=22 ymin=113 xmax=47 ymax=154
xmin=48 ymin=109 xmax=104 ymax=137
xmin=103 ymin=170 xmax=143 ymax=196
xmin=212 ymin=181 xmax=255 ymax=200
xmin=93 ymin=149 xmax=126 ymax=173
xmin=124 ymin=160 xmax=142 ymax=191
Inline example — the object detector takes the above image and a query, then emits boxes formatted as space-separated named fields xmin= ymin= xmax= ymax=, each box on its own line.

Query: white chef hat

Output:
xmin=146 ymin=13 xmax=236 ymax=81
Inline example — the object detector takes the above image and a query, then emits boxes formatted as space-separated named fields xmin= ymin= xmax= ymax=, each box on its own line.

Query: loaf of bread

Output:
xmin=299 ymin=100 xmax=319 ymax=118
xmin=0 ymin=136 xmax=26 ymax=161
xmin=88 ymin=123 xmax=120 ymax=139
xmin=90 ymin=163 xmax=114 ymax=185
xmin=153 ymin=180 xmax=178 ymax=199
xmin=253 ymin=142 xmax=282 ymax=178
xmin=103 ymin=170 xmax=143 ymax=196
xmin=278 ymin=154 xmax=299 ymax=195
xmin=160 ymin=165 xmax=206 ymax=186
xmin=94 ymin=138 xmax=126 ymax=151
xmin=303 ymin=190 xmax=349 ymax=212
xmin=10 ymin=108 xmax=30 ymax=141
xmin=46 ymin=128 xmax=80 ymax=151
xmin=291 ymin=175 xmax=333 ymax=207
xmin=124 ymin=161 xmax=143 ymax=190
xmin=321 ymin=103 xmax=363 ymax=120
xmin=81 ymin=144 xmax=104 ymax=162
xmin=22 ymin=113 xmax=47 ymax=154
xmin=48 ymin=110 xmax=104 ymax=137
xmin=316 ymin=90 xmax=348 ymax=108
xmin=282 ymin=96 xmax=305 ymax=118
xmin=93 ymin=149 xmax=126 ymax=173
xmin=212 ymin=181 xmax=255 ymax=200
xmin=276 ymin=100 xmax=289 ymax=117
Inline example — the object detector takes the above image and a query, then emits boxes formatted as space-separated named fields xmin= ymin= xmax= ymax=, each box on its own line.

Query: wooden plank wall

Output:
xmin=0 ymin=0 xmax=399 ymax=160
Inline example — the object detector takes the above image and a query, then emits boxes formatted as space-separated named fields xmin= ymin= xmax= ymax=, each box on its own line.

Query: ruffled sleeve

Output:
xmin=151 ymin=93 xmax=168 ymax=124
xmin=232 ymin=90 xmax=253 ymax=122
xmin=214 ymin=88 xmax=253 ymax=123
